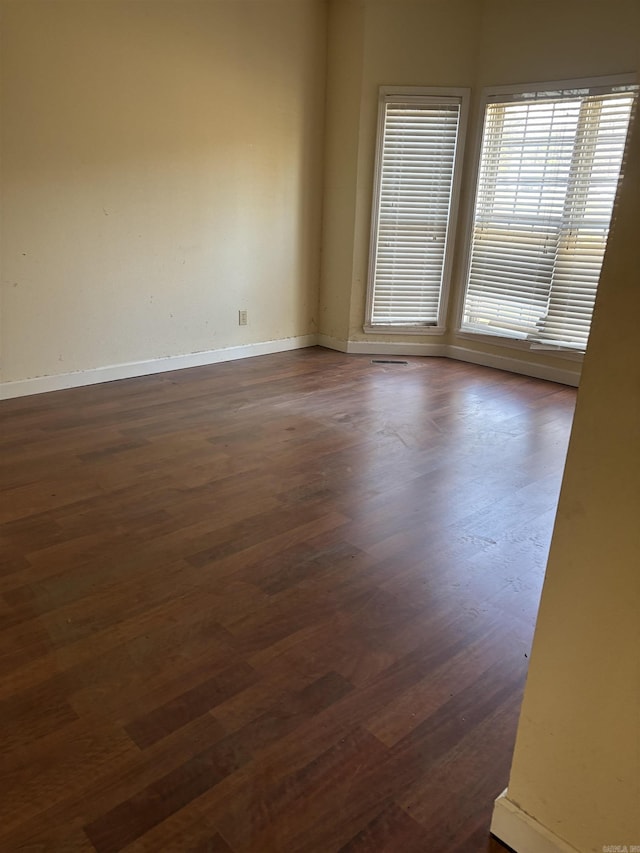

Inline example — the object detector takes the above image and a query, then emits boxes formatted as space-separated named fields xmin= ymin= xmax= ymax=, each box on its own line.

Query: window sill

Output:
xmin=364 ymin=324 xmax=446 ymax=336
xmin=455 ymin=329 xmax=585 ymax=361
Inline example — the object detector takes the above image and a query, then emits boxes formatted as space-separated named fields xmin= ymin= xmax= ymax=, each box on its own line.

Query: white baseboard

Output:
xmin=318 ymin=336 xmax=444 ymax=356
xmin=317 ymin=337 xmax=447 ymax=357
xmin=0 ymin=335 xmax=318 ymax=400
xmin=345 ymin=339 xmax=448 ymax=357
xmin=317 ymin=339 xmax=579 ymax=385
xmin=447 ymin=345 xmax=581 ymax=387
xmin=491 ymin=790 xmax=580 ymax=853
xmin=316 ymin=336 xmax=444 ymax=356
xmin=0 ymin=335 xmax=581 ymax=400
xmin=317 ymin=334 xmax=349 ymax=352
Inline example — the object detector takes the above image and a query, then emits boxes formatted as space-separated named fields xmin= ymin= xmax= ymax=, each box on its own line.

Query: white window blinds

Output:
xmin=461 ymin=83 xmax=637 ymax=351
xmin=366 ymin=90 xmax=467 ymax=331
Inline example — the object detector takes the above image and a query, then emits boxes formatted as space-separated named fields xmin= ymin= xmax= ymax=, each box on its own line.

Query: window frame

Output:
xmin=455 ymin=74 xmax=638 ymax=356
xmin=364 ymin=86 xmax=470 ymax=335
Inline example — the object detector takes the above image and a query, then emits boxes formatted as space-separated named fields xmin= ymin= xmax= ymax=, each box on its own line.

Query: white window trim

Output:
xmin=454 ymin=73 xmax=638 ymax=355
xmin=364 ymin=85 xmax=470 ymax=336
xmin=455 ymin=328 xmax=586 ymax=362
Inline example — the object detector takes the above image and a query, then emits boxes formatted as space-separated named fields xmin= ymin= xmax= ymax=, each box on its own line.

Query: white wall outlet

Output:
xmin=238 ymin=309 xmax=248 ymax=326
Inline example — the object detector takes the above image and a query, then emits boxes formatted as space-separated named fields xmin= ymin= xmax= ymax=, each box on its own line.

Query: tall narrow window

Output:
xmin=366 ymin=87 xmax=469 ymax=333
xmin=461 ymin=78 xmax=637 ymax=351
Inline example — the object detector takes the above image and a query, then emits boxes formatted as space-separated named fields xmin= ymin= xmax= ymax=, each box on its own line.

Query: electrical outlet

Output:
xmin=238 ymin=309 xmax=248 ymax=326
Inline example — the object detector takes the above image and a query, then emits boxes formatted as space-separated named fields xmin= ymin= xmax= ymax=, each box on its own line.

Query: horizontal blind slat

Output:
xmin=371 ymin=98 xmax=461 ymax=326
xmin=462 ymin=86 xmax=636 ymax=349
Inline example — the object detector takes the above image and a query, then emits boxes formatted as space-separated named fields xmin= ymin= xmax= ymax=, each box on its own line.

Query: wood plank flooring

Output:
xmin=0 ymin=348 xmax=576 ymax=852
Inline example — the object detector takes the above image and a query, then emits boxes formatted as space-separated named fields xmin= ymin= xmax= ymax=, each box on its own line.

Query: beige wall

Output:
xmin=501 ymin=107 xmax=640 ymax=851
xmin=0 ymin=0 xmax=327 ymax=383
xmin=476 ymin=0 xmax=640 ymax=87
xmin=319 ymin=0 xmax=481 ymax=344
xmin=349 ymin=0 xmax=481 ymax=342
xmin=317 ymin=0 xmax=366 ymax=342
xmin=319 ymin=0 xmax=639 ymax=380
xmin=3 ymin=0 xmax=637 ymax=388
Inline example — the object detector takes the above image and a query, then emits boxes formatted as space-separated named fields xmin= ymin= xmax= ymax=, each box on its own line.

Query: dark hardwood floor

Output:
xmin=0 ymin=347 xmax=576 ymax=852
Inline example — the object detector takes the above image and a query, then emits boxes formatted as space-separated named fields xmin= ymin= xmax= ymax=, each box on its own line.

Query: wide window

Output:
xmin=365 ymin=87 xmax=469 ymax=333
xmin=461 ymin=78 xmax=637 ymax=351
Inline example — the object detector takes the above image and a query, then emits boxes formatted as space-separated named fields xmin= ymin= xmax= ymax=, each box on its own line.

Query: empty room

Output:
xmin=1 ymin=1 xmax=638 ymax=852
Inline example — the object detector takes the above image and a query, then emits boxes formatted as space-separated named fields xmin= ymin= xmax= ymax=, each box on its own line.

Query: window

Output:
xmin=365 ymin=87 xmax=469 ymax=333
xmin=461 ymin=77 xmax=637 ymax=352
